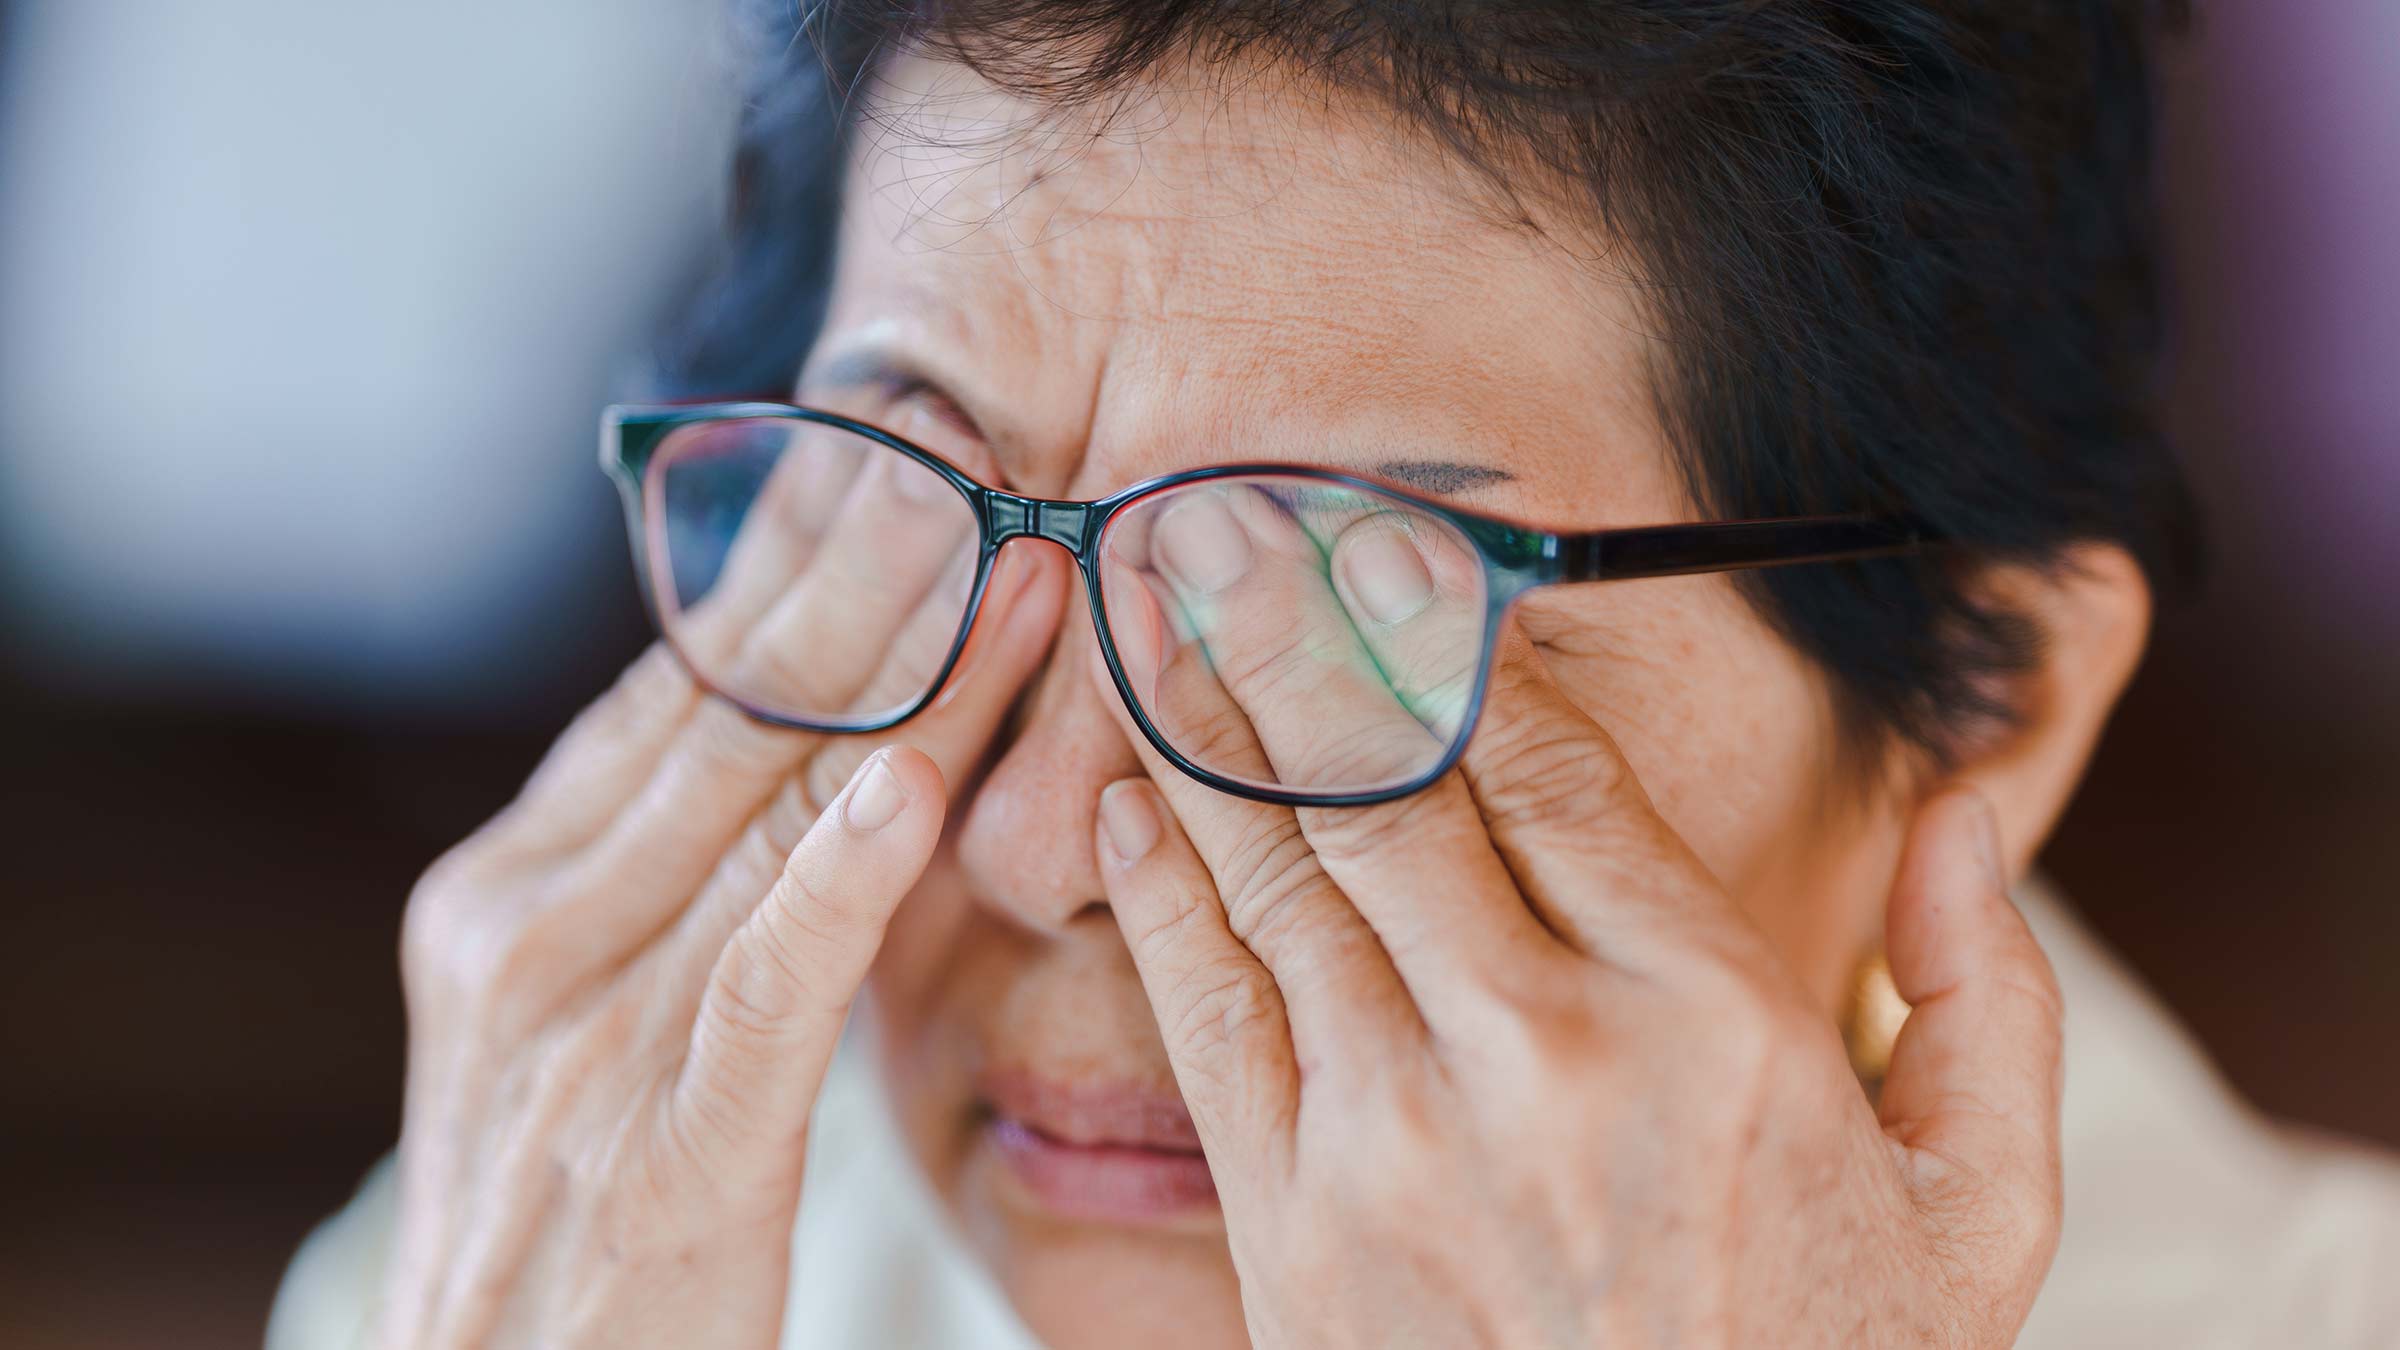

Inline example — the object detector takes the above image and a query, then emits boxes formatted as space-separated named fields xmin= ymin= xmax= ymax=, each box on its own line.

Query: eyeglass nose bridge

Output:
xmin=983 ymin=491 xmax=1098 ymax=555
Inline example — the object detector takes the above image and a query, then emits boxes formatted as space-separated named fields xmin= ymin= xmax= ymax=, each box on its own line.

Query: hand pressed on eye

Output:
xmin=675 ymin=438 xmax=982 ymax=728
xmin=1124 ymin=482 xmax=1485 ymax=796
xmin=1089 ymin=619 xmax=2066 ymax=1350
xmin=375 ymin=536 xmax=1068 ymax=1350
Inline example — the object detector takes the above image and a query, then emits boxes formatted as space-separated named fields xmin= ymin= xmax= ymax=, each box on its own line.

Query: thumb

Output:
xmin=1877 ymin=787 xmax=2065 ymax=1247
xmin=677 ymin=746 xmax=945 ymax=1153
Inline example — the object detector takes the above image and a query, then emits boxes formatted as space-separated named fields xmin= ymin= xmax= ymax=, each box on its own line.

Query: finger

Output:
xmin=1095 ymin=779 xmax=1299 ymax=1185
xmin=551 ymin=544 xmax=1058 ymax=983
xmin=1117 ymin=486 xmax=1525 ymax=935
xmin=1107 ymin=535 xmax=1549 ymax=1014
xmin=1291 ymin=505 xmax=1564 ymax=992
xmin=1140 ymin=482 xmax=1445 ymax=792
xmin=1087 ymin=636 xmax=1421 ymax=1057
xmin=564 ymin=444 xmax=971 ymax=921
xmin=669 ymin=419 xmax=868 ymax=662
xmin=718 ymin=446 xmax=977 ymax=716
xmin=1459 ymin=622 xmax=1741 ymax=966
xmin=797 ymin=541 xmax=1064 ymax=812
xmin=494 ymin=644 xmax=701 ymax=855
xmin=1322 ymin=506 xmax=1487 ymax=744
xmin=661 ymin=424 xmax=973 ymax=726
xmin=675 ymin=746 xmax=945 ymax=1151
xmin=1879 ymin=789 xmax=2064 ymax=1223
xmin=658 ymin=545 xmax=1067 ymax=970
xmin=566 ymin=514 xmax=1036 ymax=946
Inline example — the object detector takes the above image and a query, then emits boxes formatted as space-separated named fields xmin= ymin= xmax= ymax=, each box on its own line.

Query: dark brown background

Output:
xmin=3 ymin=6 xmax=2395 ymax=1349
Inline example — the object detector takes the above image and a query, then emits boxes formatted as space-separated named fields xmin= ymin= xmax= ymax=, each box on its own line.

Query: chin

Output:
xmin=967 ymin=1213 xmax=1250 ymax=1349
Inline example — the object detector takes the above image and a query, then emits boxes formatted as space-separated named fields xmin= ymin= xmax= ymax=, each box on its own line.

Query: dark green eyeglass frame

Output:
xmin=602 ymin=401 xmax=1932 ymax=807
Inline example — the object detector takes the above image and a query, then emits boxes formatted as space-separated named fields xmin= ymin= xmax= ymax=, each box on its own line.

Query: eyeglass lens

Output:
xmin=648 ymin=417 xmax=980 ymax=729
xmin=646 ymin=420 xmax=1491 ymax=796
xmin=1096 ymin=476 xmax=1489 ymax=798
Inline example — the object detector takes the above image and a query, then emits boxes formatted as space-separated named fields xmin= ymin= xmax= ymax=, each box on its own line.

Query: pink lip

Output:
xmin=976 ymin=1072 xmax=1217 ymax=1223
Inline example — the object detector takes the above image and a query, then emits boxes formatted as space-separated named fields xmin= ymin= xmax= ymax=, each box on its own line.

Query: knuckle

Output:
xmin=685 ymin=697 xmax=806 ymax=779
xmin=398 ymin=852 xmax=471 ymax=975
xmin=700 ymin=914 xmax=831 ymax=1064
xmin=703 ymin=930 xmax=801 ymax=1048
xmin=1209 ymin=810 xmax=1308 ymax=908
xmin=470 ymin=906 xmax=578 ymax=1019
xmin=732 ymin=855 xmax=884 ymax=1005
xmin=1476 ymin=704 xmax=1630 ymax=832
xmin=1473 ymin=974 xmax=1611 ymax=1078
xmin=1213 ymin=819 xmax=1330 ymax=948
xmin=771 ymin=842 xmax=875 ymax=940
xmin=399 ymin=848 xmax=506 ymax=997
xmin=1158 ymin=957 xmax=1279 ymax=1078
xmin=1123 ymin=872 xmax=1214 ymax=962
xmin=1301 ymin=784 xmax=1456 ymax=866
xmin=1155 ymin=667 xmax=1267 ymax=772
xmin=400 ymin=852 xmax=589 ymax=1028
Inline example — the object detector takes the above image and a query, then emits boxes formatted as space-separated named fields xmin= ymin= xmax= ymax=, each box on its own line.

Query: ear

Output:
xmin=1940 ymin=543 xmax=2152 ymax=880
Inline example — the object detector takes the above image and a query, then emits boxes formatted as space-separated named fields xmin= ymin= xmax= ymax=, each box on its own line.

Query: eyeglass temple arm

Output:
xmin=1537 ymin=516 xmax=1931 ymax=584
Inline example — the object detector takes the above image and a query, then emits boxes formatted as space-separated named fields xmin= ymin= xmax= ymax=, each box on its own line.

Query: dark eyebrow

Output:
xmin=1369 ymin=460 xmax=1515 ymax=496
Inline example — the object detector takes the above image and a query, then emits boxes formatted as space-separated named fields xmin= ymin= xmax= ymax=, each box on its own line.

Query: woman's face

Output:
xmin=821 ymin=56 xmax=1911 ymax=1348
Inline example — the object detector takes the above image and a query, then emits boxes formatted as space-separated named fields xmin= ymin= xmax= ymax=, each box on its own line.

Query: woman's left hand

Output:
xmin=1087 ymin=621 xmax=2065 ymax=1348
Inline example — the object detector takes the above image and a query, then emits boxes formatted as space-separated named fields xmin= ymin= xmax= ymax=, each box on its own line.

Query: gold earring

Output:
xmin=1842 ymin=947 xmax=1910 ymax=1091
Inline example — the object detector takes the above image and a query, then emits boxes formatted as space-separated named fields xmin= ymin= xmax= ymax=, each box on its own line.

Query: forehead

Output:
xmin=819 ymin=53 xmax=1680 ymax=516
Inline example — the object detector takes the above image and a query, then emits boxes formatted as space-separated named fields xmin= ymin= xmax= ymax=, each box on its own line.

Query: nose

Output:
xmin=954 ymin=550 xmax=1146 ymax=933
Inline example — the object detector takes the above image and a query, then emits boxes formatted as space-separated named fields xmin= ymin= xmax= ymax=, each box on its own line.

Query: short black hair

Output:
xmin=659 ymin=0 xmax=2199 ymax=766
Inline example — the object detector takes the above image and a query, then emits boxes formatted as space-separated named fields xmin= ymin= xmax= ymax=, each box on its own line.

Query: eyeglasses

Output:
xmin=601 ymin=402 xmax=1928 ymax=806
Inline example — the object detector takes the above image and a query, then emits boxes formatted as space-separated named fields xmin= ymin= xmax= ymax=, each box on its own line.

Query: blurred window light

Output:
xmin=0 ymin=0 xmax=740 ymax=714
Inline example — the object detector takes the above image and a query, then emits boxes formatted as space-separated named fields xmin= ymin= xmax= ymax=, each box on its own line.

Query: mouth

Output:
xmin=974 ymin=1070 xmax=1218 ymax=1224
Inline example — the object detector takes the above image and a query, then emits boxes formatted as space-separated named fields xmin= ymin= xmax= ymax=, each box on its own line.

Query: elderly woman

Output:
xmin=272 ymin=2 xmax=2400 ymax=1346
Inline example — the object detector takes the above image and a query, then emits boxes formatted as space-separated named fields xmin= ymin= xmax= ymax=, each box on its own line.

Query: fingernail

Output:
xmin=1968 ymin=792 xmax=2006 ymax=891
xmin=1153 ymin=491 xmax=1251 ymax=594
xmin=1339 ymin=517 xmax=1435 ymax=624
xmin=1098 ymin=780 xmax=1161 ymax=863
xmin=843 ymin=753 xmax=909 ymax=831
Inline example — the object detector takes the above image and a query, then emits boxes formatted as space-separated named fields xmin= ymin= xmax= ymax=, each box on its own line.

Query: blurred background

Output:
xmin=0 ymin=1 xmax=2393 ymax=1346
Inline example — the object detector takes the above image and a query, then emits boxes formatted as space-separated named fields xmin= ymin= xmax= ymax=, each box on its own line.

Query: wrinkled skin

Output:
xmin=376 ymin=52 xmax=2149 ymax=1350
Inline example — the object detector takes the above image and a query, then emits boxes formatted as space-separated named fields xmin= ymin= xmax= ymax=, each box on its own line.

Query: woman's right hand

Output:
xmin=373 ymin=529 xmax=1066 ymax=1349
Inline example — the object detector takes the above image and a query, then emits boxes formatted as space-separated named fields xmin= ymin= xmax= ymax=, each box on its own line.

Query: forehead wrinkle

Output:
xmin=857 ymin=51 xmax=1493 ymax=297
xmin=837 ymin=52 xmax=1675 ymax=512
